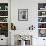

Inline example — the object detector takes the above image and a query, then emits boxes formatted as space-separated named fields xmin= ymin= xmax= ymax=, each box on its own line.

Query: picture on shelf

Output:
xmin=38 ymin=3 xmax=46 ymax=10
xmin=0 ymin=23 xmax=8 ymax=30
xmin=38 ymin=29 xmax=46 ymax=37
xmin=0 ymin=17 xmax=8 ymax=22
xmin=38 ymin=11 xmax=46 ymax=16
xmin=38 ymin=17 xmax=46 ymax=22
xmin=0 ymin=11 xmax=8 ymax=16
xmin=0 ymin=23 xmax=8 ymax=37
xmin=18 ymin=9 xmax=28 ymax=21
xmin=0 ymin=3 xmax=8 ymax=10
xmin=38 ymin=23 xmax=46 ymax=28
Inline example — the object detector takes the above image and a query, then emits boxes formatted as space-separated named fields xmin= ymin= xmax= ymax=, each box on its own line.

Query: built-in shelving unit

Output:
xmin=0 ymin=3 xmax=8 ymax=37
xmin=38 ymin=3 xmax=46 ymax=37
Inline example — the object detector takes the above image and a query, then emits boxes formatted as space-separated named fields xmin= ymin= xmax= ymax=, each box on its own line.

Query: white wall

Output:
xmin=11 ymin=0 xmax=46 ymax=46
xmin=11 ymin=0 xmax=38 ymax=30
xmin=11 ymin=0 xmax=46 ymax=30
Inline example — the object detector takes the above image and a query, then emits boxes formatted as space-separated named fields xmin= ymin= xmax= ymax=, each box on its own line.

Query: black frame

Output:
xmin=38 ymin=29 xmax=46 ymax=37
xmin=18 ymin=9 xmax=28 ymax=21
xmin=38 ymin=3 xmax=46 ymax=10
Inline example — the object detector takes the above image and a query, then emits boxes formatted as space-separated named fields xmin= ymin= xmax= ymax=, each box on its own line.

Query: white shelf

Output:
xmin=0 ymin=10 xmax=8 ymax=11
xmin=38 ymin=16 xmax=46 ymax=17
xmin=0 ymin=22 xmax=8 ymax=23
xmin=38 ymin=10 xmax=46 ymax=11
xmin=0 ymin=16 xmax=8 ymax=17
xmin=38 ymin=22 xmax=46 ymax=23
xmin=38 ymin=28 xmax=46 ymax=29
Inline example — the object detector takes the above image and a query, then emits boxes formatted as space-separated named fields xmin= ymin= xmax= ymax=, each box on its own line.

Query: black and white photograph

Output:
xmin=18 ymin=9 xmax=28 ymax=21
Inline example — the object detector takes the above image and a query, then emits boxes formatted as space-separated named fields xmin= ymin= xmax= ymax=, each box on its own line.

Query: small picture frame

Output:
xmin=18 ymin=9 xmax=28 ymax=21
xmin=38 ymin=29 xmax=46 ymax=37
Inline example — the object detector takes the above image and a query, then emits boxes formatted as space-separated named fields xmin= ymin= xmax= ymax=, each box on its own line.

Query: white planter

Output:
xmin=21 ymin=40 xmax=25 ymax=46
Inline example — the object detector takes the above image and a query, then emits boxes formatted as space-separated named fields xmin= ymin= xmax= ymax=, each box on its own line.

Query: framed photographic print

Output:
xmin=18 ymin=9 xmax=28 ymax=21
xmin=38 ymin=29 xmax=46 ymax=37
